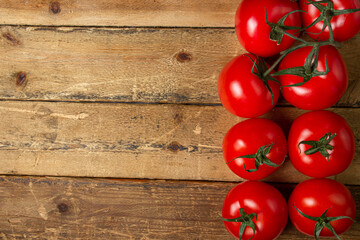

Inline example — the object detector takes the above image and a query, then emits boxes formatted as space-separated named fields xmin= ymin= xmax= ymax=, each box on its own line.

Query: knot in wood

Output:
xmin=176 ymin=51 xmax=192 ymax=63
xmin=174 ymin=113 xmax=183 ymax=124
xmin=57 ymin=203 xmax=69 ymax=213
xmin=3 ymin=33 xmax=20 ymax=45
xmin=16 ymin=72 xmax=27 ymax=86
xmin=167 ymin=141 xmax=182 ymax=153
xmin=50 ymin=1 xmax=61 ymax=14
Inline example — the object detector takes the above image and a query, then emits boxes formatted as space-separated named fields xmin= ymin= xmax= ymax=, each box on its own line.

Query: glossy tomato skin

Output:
xmin=218 ymin=54 xmax=280 ymax=118
xmin=288 ymin=110 xmax=355 ymax=177
xmin=223 ymin=181 xmax=288 ymax=240
xmin=289 ymin=179 xmax=356 ymax=237
xmin=278 ymin=45 xmax=348 ymax=110
xmin=235 ymin=0 xmax=301 ymax=57
xmin=223 ymin=118 xmax=287 ymax=180
xmin=299 ymin=0 xmax=360 ymax=42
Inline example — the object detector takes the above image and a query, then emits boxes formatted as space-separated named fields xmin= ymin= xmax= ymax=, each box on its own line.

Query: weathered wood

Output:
xmin=0 ymin=101 xmax=358 ymax=184
xmin=0 ymin=26 xmax=359 ymax=106
xmin=0 ymin=26 xmax=241 ymax=104
xmin=0 ymin=0 xmax=239 ymax=27
xmin=0 ymin=176 xmax=358 ymax=239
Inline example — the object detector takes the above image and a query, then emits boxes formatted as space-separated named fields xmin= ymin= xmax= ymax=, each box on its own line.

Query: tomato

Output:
xmin=218 ymin=54 xmax=280 ymax=118
xmin=289 ymin=178 xmax=356 ymax=238
xmin=288 ymin=110 xmax=355 ymax=178
xmin=222 ymin=181 xmax=288 ymax=240
xmin=278 ymin=45 xmax=348 ymax=110
xmin=299 ymin=0 xmax=360 ymax=42
xmin=223 ymin=118 xmax=287 ymax=180
xmin=235 ymin=0 xmax=301 ymax=57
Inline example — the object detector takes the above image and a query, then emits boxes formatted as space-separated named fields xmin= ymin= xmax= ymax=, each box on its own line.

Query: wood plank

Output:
xmin=0 ymin=26 xmax=359 ymax=106
xmin=0 ymin=0 xmax=239 ymax=27
xmin=0 ymin=176 xmax=359 ymax=239
xmin=0 ymin=101 xmax=358 ymax=184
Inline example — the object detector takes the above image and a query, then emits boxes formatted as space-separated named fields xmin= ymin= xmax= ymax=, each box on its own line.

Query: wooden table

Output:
xmin=0 ymin=1 xmax=359 ymax=239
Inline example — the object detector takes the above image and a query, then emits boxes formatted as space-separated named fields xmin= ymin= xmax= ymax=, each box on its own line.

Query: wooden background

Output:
xmin=0 ymin=0 xmax=359 ymax=239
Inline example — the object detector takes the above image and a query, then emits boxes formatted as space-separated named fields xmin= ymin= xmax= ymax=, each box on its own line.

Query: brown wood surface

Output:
xmin=0 ymin=176 xmax=358 ymax=240
xmin=0 ymin=0 xmax=239 ymax=27
xmin=0 ymin=26 xmax=359 ymax=106
xmin=1 ymin=1 xmax=359 ymax=239
xmin=0 ymin=101 xmax=358 ymax=184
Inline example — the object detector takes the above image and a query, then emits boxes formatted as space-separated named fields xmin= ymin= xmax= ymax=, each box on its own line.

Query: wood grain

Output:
xmin=0 ymin=176 xmax=358 ymax=239
xmin=0 ymin=0 xmax=239 ymax=27
xmin=0 ymin=101 xmax=358 ymax=184
xmin=0 ymin=26 xmax=359 ymax=106
xmin=1 ymin=1 xmax=359 ymax=239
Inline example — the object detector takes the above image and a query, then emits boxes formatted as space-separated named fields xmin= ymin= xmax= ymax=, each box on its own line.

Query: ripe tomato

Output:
xmin=223 ymin=118 xmax=287 ymax=180
xmin=289 ymin=178 xmax=356 ymax=238
xmin=222 ymin=181 xmax=288 ymax=240
xmin=218 ymin=54 xmax=280 ymax=118
xmin=299 ymin=0 xmax=360 ymax=42
xmin=235 ymin=0 xmax=301 ymax=57
xmin=278 ymin=45 xmax=348 ymax=110
xmin=288 ymin=110 xmax=355 ymax=178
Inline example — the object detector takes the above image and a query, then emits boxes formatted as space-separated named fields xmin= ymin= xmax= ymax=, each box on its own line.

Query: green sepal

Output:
xmin=302 ymin=0 xmax=333 ymax=33
xmin=298 ymin=132 xmax=336 ymax=160
xmin=239 ymin=221 xmax=247 ymax=240
xmin=293 ymin=204 xmax=319 ymax=221
xmin=272 ymin=45 xmax=329 ymax=87
xmin=244 ymin=160 xmax=260 ymax=173
xmin=307 ymin=0 xmax=331 ymax=4
xmin=263 ymin=157 xmax=285 ymax=168
xmin=293 ymin=204 xmax=355 ymax=240
xmin=306 ymin=0 xmax=360 ymax=17
xmin=314 ymin=222 xmax=323 ymax=240
xmin=221 ymin=208 xmax=257 ymax=240
xmin=325 ymin=222 xmax=341 ymax=240
xmin=303 ymin=0 xmax=360 ymax=42
xmin=245 ymin=54 xmax=279 ymax=104
xmin=265 ymin=7 xmax=304 ymax=45
xmin=332 ymin=8 xmax=360 ymax=16
xmin=227 ymin=142 xmax=285 ymax=172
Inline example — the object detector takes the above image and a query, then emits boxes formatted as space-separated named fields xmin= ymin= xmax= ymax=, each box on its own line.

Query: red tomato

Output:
xmin=278 ymin=45 xmax=348 ymax=110
xmin=289 ymin=179 xmax=356 ymax=238
xmin=218 ymin=54 xmax=280 ymax=118
xmin=288 ymin=110 xmax=355 ymax=178
xmin=222 ymin=181 xmax=288 ymax=240
xmin=223 ymin=118 xmax=287 ymax=180
xmin=299 ymin=0 xmax=360 ymax=42
xmin=235 ymin=0 xmax=301 ymax=57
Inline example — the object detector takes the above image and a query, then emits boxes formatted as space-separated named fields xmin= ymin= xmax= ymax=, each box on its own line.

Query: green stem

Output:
xmin=262 ymin=1 xmax=342 ymax=80
xmin=263 ymin=38 xmax=339 ymax=79
xmin=263 ymin=43 xmax=306 ymax=77
xmin=282 ymin=31 xmax=308 ymax=44
xmin=325 ymin=17 xmax=335 ymax=42
xmin=318 ymin=39 xmax=341 ymax=48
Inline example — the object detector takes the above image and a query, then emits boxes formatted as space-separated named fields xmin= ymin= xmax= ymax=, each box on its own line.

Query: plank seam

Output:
xmin=0 ymin=174 xmax=359 ymax=186
xmin=0 ymin=99 xmax=358 ymax=108
xmin=0 ymin=24 xmax=234 ymax=30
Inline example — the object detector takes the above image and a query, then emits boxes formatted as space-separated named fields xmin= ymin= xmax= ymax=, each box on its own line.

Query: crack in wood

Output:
xmin=0 ymin=106 xmax=88 ymax=120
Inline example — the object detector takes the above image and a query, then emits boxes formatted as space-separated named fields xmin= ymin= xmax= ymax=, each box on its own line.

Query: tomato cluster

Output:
xmin=218 ymin=0 xmax=359 ymax=239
